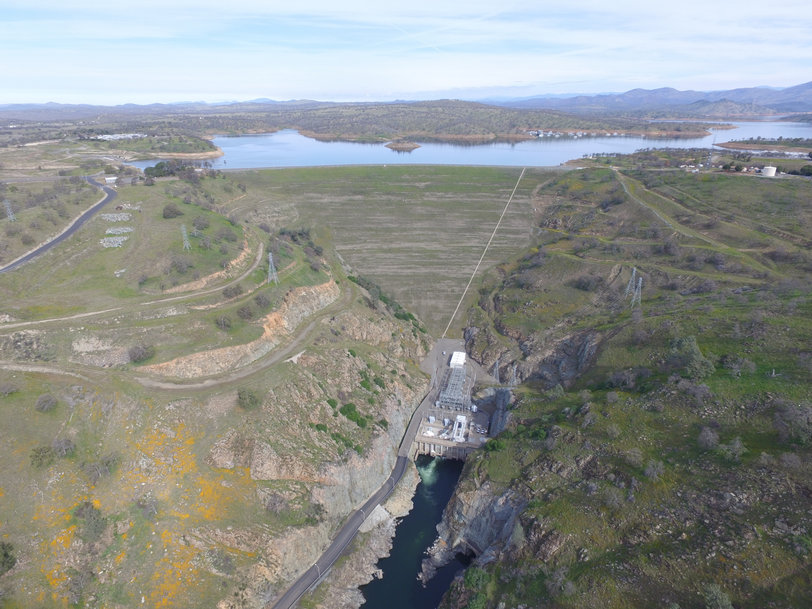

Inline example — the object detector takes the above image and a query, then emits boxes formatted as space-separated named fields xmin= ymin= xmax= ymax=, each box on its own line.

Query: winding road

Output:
xmin=0 ymin=177 xmax=117 ymax=274
xmin=269 ymin=456 xmax=409 ymax=609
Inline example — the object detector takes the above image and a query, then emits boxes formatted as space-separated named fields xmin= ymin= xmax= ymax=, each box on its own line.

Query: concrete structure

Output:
xmin=453 ymin=415 xmax=467 ymax=442
xmin=449 ymin=351 xmax=466 ymax=368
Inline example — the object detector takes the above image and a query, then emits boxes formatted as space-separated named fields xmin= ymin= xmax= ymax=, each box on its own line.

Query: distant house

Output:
xmin=104 ymin=176 xmax=117 ymax=185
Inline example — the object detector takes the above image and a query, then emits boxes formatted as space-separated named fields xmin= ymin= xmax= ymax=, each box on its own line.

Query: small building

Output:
xmin=450 ymin=351 xmax=466 ymax=368
xmin=453 ymin=415 xmax=467 ymax=442
xmin=762 ymin=166 xmax=777 ymax=177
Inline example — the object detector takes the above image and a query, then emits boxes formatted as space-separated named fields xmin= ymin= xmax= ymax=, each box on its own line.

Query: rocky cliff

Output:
xmin=420 ymin=468 xmax=527 ymax=584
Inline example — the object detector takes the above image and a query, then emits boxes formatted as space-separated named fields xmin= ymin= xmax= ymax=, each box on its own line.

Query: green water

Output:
xmin=360 ymin=456 xmax=468 ymax=609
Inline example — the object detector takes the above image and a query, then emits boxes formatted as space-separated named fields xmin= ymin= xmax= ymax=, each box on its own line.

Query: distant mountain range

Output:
xmin=1 ymin=82 xmax=810 ymax=122
xmin=491 ymin=81 xmax=812 ymax=115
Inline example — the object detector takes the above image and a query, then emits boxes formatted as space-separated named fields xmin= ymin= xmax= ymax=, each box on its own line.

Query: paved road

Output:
xmin=268 ymin=338 xmax=468 ymax=609
xmin=0 ymin=177 xmax=116 ymax=274
xmin=269 ymin=456 xmax=408 ymax=609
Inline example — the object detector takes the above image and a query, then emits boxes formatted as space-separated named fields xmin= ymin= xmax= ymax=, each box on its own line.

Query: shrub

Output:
xmin=668 ymin=336 xmax=715 ymax=380
xmin=0 ymin=383 xmax=20 ymax=397
xmin=75 ymin=502 xmax=106 ymax=543
xmin=52 ymin=437 xmax=76 ymax=458
xmin=339 ymin=402 xmax=367 ymax=428
xmin=697 ymin=426 xmax=719 ymax=450
xmin=773 ymin=402 xmax=812 ymax=445
xmin=216 ymin=226 xmax=237 ymax=242
xmin=30 ymin=446 xmax=55 ymax=468
xmin=254 ymin=293 xmax=271 ymax=308
xmin=222 ymin=284 xmax=243 ymax=299
xmin=35 ymin=394 xmax=58 ymax=412
xmin=718 ymin=437 xmax=747 ymax=462
xmin=162 ymin=203 xmax=183 ymax=218
xmin=237 ymin=388 xmax=260 ymax=410
xmin=237 ymin=305 xmax=253 ymax=320
xmin=571 ymin=275 xmax=604 ymax=291
xmin=702 ymin=584 xmax=733 ymax=609
xmin=128 ymin=344 xmax=155 ymax=363
xmin=192 ymin=215 xmax=210 ymax=230
xmin=215 ymin=315 xmax=232 ymax=330
xmin=644 ymin=460 xmax=664 ymax=481
xmin=0 ymin=542 xmax=15 ymax=576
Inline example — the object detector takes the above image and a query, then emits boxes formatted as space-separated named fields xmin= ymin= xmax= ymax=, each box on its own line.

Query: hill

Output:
xmin=499 ymin=81 xmax=812 ymax=116
xmin=423 ymin=153 xmax=812 ymax=609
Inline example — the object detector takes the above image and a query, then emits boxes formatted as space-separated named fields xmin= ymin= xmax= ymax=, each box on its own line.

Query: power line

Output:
xmin=442 ymin=168 xmax=526 ymax=339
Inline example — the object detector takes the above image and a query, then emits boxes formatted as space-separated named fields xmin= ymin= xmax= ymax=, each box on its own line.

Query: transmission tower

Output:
xmin=631 ymin=276 xmax=643 ymax=308
xmin=3 ymin=200 xmax=15 ymax=222
xmin=181 ymin=225 xmax=191 ymax=250
xmin=624 ymin=267 xmax=637 ymax=299
xmin=267 ymin=252 xmax=279 ymax=284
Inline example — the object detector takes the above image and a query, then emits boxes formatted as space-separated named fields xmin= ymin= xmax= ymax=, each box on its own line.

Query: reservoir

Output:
xmin=359 ymin=456 xmax=466 ymax=609
xmin=129 ymin=121 xmax=812 ymax=171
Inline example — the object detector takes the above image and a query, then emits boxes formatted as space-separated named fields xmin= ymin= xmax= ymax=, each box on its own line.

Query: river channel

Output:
xmin=359 ymin=456 xmax=466 ymax=609
xmin=129 ymin=120 xmax=812 ymax=171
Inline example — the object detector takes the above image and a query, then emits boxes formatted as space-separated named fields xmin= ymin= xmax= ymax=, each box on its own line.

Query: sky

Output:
xmin=1 ymin=0 xmax=810 ymax=105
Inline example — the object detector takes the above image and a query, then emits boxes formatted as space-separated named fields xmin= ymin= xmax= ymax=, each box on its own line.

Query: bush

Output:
xmin=215 ymin=315 xmax=232 ymax=330
xmin=192 ymin=215 xmax=210 ymax=230
xmin=128 ymin=344 xmax=155 ymax=363
xmin=0 ymin=541 xmax=15 ymax=576
xmin=35 ymin=394 xmax=58 ymax=412
xmin=30 ymin=446 xmax=55 ymax=468
xmin=697 ymin=426 xmax=719 ymax=450
xmin=773 ymin=402 xmax=812 ymax=445
xmin=0 ymin=383 xmax=20 ymax=397
xmin=75 ymin=502 xmax=106 ymax=543
xmin=52 ymin=437 xmax=76 ymax=458
xmin=162 ymin=203 xmax=183 ymax=218
xmin=237 ymin=305 xmax=253 ymax=320
xmin=216 ymin=226 xmax=237 ymax=242
xmin=339 ymin=402 xmax=367 ymax=428
xmin=222 ymin=284 xmax=243 ymax=299
xmin=237 ymin=388 xmax=260 ymax=410
xmin=644 ymin=460 xmax=664 ymax=481
xmin=254 ymin=293 xmax=271 ymax=308
xmin=703 ymin=584 xmax=733 ymax=609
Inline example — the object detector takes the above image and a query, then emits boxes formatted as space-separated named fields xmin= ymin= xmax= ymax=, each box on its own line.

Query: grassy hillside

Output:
xmin=0 ymin=167 xmax=434 ymax=608
xmin=441 ymin=157 xmax=811 ymax=609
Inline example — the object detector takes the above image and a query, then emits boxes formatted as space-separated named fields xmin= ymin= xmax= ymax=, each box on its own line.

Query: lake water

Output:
xmin=129 ymin=121 xmax=812 ymax=170
xmin=359 ymin=456 xmax=467 ymax=609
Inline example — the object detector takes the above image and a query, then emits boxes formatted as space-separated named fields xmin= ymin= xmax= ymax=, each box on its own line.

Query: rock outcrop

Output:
xmin=421 ymin=476 xmax=526 ymax=583
xmin=143 ymin=279 xmax=340 ymax=378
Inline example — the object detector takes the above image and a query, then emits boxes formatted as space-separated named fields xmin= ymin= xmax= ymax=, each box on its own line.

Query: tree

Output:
xmin=237 ymin=388 xmax=260 ymax=410
xmin=35 ymin=393 xmax=57 ymax=412
xmin=669 ymin=336 xmax=715 ymax=380
xmin=0 ymin=542 xmax=15 ymax=576
xmin=162 ymin=203 xmax=183 ymax=218
xmin=703 ymin=584 xmax=733 ymax=609
xmin=698 ymin=426 xmax=719 ymax=450
xmin=128 ymin=344 xmax=155 ymax=363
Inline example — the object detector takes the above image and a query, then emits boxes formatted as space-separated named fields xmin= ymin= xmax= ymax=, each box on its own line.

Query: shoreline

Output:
xmin=715 ymin=141 xmax=812 ymax=154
